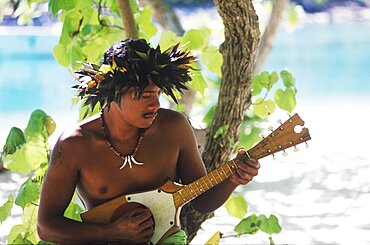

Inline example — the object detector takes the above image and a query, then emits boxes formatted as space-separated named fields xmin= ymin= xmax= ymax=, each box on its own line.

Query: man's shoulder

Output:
xmin=58 ymin=114 xmax=101 ymax=146
xmin=157 ymin=108 xmax=189 ymax=126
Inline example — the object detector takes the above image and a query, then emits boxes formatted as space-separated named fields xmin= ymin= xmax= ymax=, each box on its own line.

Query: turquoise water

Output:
xmin=0 ymin=22 xmax=369 ymax=117
xmin=265 ymin=22 xmax=370 ymax=99
xmin=0 ymin=35 xmax=72 ymax=113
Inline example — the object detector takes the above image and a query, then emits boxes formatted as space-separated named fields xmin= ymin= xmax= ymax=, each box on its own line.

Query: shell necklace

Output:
xmin=100 ymin=113 xmax=145 ymax=169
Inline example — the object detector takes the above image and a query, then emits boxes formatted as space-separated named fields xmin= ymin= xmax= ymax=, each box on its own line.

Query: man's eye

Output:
xmin=142 ymin=93 xmax=151 ymax=98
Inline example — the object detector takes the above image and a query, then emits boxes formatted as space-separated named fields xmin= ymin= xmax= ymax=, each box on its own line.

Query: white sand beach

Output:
xmin=1 ymin=98 xmax=370 ymax=244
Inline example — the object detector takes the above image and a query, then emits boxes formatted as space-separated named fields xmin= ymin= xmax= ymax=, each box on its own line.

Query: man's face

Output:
xmin=118 ymin=82 xmax=162 ymax=129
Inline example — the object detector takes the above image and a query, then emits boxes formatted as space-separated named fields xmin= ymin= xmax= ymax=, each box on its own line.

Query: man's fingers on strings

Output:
xmin=230 ymin=173 xmax=252 ymax=185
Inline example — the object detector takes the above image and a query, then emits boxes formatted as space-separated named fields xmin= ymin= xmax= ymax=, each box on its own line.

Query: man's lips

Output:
xmin=143 ymin=111 xmax=158 ymax=119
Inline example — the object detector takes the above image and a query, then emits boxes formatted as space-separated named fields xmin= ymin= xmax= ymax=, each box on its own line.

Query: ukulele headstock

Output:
xmin=247 ymin=113 xmax=311 ymax=160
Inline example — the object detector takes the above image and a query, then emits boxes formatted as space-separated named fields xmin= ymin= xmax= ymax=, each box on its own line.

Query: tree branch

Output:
xmin=117 ymin=0 xmax=138 ymax=38
xmin=253 ymin=0 xmax=288 ymax=74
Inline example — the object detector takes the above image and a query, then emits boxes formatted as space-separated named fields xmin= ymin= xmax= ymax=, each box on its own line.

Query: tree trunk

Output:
xmin=181 ymin=0 xmax=260 ymax=242
xmin=253 ymin=0 xmax=288 ymax=74
xmin=117 ymin=0 xmax=138 ymax=38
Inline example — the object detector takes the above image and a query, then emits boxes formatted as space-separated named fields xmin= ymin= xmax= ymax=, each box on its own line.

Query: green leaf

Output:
xmin=203 ymin=104 xmax=216 ymax=126
xmin=234 ymin=214 xmax=259 ymax=235
xmin=174 ymin=103 xmax=186 ymax=113
xmin=280 ymin=69 xmax=296 ymax=87
xmin=205 ymin=231 xmax=221 ymax=245
xmin=238 ymin=115 xmax=264 ymax=152
xmin=188 ymin=62 xmax=207 ymax=95
xmin=136 ymin=6 xmax=158 ymax=39
xmin=48 ymin=0 xmax=78 ymax=18
xmin=260 ymin=71 xmax=271 ymax=89
xmin=274 ymin=88 xmax=296 ymax=113
xmin=213 ymin=125 xmax=229 ymax=139
xmin=158 ymin=31 xmax=181 ymax=51
xmin=69 ymin=42 xmax=87 ymax=68
xmin=253 ymin=98 xmax=276 ymax=119
xmin=129 ymin=0 xmax=139 ymax=13
xmin=12 ymin=233 xmax=34 ymax=245
xmin=59 ymin=9 xmax=83 ymax=46
xmin=224 ymin=194 xmax=248 ymax=219
xmin=287 ymin=4 xmax=300 ymax=26
xmin=45 ymin=116 xmax=56 ymax=136
xmin=251 ymin=75 xmax=263 ymax=96
xmin=270 ymin=71 xmax=279 ymax=87
xmin=3 ymin=137 xmax=48 ymax=174
xmin=251 ymin=71 xmax=279 ymax=96
xmin=7 ymin=224 xmax=27 ymax=244
xmin=81 ymin=38 xmax=111 ymax=63
xmin=53 ymin=43 xmax=69 ymax=67
xmin=64 ymin=201 xmax=84 ymax=222
xmin=257 ymin=214 xmax=282 ymax=235
xmin=28 ymin=0 xmax=47 ymax=4
xmin=182 ymin=28 xmax=211 ymax=51
xmin=15 ymin=179 xmax=40 ymax=209
xmin=2 ymin=127 xmax=26 ymax=156
xmin=21 ymin=205 xmax=40 ymax=244
xmin=24 ymin=109 xmax=48 ymax=140
xmin=106 ymin=0 xmax=119 ymax=16
xmin=201 ymin=45 xmax=222 ymax=76
xmin=0 ymin=194 xmax=14 ymax=224
xmin=38 ymin=240 xmax=55 ymax=245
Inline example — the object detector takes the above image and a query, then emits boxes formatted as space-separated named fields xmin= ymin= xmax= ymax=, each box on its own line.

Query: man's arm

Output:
xmin=37 ymin=136 xmax=110 ymax=244
xmin=37 ymin=135 xmax=154 ymax=244
xmin=174 ymin=113 xmax=259 ymax=213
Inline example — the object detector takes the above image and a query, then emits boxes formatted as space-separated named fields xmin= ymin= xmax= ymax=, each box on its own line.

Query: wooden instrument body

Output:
xmin=81 ymin=180 xmax=184 ymax=244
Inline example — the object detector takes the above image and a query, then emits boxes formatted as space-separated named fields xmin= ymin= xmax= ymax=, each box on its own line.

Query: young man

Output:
xmin=37 ymin=38 xmax=260 ymax=244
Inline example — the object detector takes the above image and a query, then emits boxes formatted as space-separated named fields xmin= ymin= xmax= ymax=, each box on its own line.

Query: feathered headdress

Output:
xmin=73 ymin=38 xmax=196 ymax=115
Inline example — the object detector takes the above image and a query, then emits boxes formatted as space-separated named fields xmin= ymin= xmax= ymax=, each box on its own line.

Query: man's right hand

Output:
xmin=110 ymin=207 xmax=154 ymax=244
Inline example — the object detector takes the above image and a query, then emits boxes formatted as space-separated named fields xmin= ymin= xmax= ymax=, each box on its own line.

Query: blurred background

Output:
xmin=1 ymin=0 xmax=369 ymax=244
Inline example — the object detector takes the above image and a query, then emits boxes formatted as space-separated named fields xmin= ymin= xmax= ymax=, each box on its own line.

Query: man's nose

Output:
xmin=149 ymin=98 xmax=160 ymax=110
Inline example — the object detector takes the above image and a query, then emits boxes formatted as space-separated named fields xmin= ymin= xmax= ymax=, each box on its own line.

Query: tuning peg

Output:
xmin=293 ymin=146 xmax=299 ymax=152
xmin=282 ymin=150 xmax=288 ymax=156
xmin=259 ymin=133 xmax=265 ymax=138
xmin=272 ymin=154 xmax=276 ymax=160
xmin=305 ymin=142 xmax=309 ymax=148
xmin=277 ymin=119 xmax=283 ymax=124
xmin=268 ymin=126 xmax=274 ymax=131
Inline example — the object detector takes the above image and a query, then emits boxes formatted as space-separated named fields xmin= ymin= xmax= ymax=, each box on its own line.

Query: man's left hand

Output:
xmin=229 ymin=148 xmax=260 ymax=185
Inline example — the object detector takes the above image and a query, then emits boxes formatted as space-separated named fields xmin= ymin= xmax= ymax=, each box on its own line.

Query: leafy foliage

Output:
xmin=2 ymin=110 xmax=54 ymax=175
xmin=0 ymin=195 xmax=14 ymax=224
xmin=0 ymin=110 xmax=84 ymax=244
xmin=224 ymin=194 xmax=248 ymax=219
xmin=223 ymin=194 xmax=282 ymax=245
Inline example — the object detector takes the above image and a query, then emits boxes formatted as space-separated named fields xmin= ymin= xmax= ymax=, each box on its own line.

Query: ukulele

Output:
xmin=80 ymin=113 xmax=311 ymax=244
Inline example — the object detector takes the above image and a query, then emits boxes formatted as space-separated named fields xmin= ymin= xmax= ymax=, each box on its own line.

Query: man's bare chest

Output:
xmin=76 ymin=138 xmax=179 ymax=208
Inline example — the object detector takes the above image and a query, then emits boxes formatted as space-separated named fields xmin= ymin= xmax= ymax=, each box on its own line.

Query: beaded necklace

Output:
xmin=100 ymin=113 xmax=145 ymax=169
